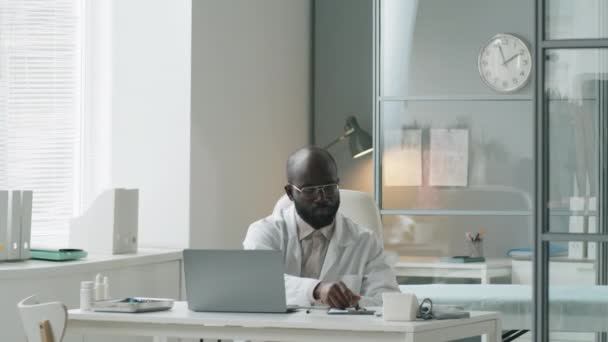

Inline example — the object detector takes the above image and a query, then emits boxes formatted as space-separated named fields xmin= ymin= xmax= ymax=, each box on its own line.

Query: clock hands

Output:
xmin=503 ymin=52 xmax=523 ymax=66
xmin=497 ymin=45 xmax=507 ymax=65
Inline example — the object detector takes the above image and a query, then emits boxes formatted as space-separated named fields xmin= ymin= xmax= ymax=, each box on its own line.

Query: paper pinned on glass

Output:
xmin=429 ymin=129 xmax=469 ymax=187
xmin=383 ymin=129 xmax=422 ymax=186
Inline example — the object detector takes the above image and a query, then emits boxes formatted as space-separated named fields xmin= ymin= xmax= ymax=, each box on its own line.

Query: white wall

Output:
xmin=91 ymin=0 xmax=192 ymax=249
xmin=190 ymin=0 xmax=312 ymax=248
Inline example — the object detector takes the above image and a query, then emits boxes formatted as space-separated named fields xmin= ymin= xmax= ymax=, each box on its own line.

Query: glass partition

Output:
xmin=548 ymin=244 xmax=602 ymax=342
xmin=537 ymin=1 xmax=608 ymax=341
xmin=377 ymin=0 xmax=535 ymax=275
xmin=546 ymin=0 xmax=608 ymax=40
xmin=545 ymin=49 xmax=605 ymax=233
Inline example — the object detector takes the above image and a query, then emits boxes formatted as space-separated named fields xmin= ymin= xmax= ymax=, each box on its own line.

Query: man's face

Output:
xmin=286 ymin=158 xmax=340 ymax=229
xmin=291 ymin=183 xmax=340 ymax=228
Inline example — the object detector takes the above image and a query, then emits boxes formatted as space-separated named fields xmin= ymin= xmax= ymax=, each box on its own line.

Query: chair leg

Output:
xmin=39 ymin=320 xmax=54 ymax=342
xmin=503 ymin=329 xmax=529 ymax=342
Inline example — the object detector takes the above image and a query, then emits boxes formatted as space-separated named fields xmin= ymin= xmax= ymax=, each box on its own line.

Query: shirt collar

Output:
xmin=295 ymin=210 xmax=335 ymax=241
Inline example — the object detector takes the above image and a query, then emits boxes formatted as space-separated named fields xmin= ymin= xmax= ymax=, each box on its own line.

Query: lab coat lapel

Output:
xmin=319 ymin=214 xmax=347 ymax=279
xmin=283 ymin=205 xmax=302 ymax=275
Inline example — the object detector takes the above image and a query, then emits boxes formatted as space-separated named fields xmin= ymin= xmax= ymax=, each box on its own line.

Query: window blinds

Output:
xmin=0 ymin=0 xmax=82 ymax=246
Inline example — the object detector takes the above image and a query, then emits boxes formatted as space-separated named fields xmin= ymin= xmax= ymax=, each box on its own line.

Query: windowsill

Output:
xmin=0 ymin=248 xmax=183 ymax=280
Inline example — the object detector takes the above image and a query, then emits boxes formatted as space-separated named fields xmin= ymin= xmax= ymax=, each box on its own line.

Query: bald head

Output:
xmin=286 ymin=146 xmax=338 ymax=185
xmin=284 ymin=146 xmax=340 ymax=228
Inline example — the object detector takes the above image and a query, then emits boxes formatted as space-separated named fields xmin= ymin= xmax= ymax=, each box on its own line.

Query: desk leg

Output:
xmin=481 ymin=269 xmax=489 ymax=284
xmin=481 ymin=318 xmax=502 ymax=342
xmin=487 ymin=318 xmax=502 ymax=342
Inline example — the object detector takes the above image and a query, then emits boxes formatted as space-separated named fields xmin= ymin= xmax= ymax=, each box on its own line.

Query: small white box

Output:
xmin=588 ymin=216 xmax=597 ymax=260
xmin=568 ymin=216 xmax=585 ymax=259
xmin=588 ymin=197 xmax=597 ymax=212
xmin=569 ymin=197 xmax=585 ymax=211
xmin=382 ymin=292 xmax=419 ymax=321
xmin=69 ymin=188 xmax=139 ymax=254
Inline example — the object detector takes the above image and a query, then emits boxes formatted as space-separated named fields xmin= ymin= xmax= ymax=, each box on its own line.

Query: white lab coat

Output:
xmin=243 ymin=205 xmax=399 ymax=307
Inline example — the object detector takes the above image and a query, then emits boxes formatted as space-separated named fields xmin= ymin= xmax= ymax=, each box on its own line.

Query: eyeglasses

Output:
xmin=289 ymin=183 xmax=339 ymax=199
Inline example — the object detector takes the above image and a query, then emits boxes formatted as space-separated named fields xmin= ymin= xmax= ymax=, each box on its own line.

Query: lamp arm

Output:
xmin=323 ymin=128 xmax=354 ymax=150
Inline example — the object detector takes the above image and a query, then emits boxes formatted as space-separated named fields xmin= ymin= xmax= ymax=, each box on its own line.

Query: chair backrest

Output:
xmin=273 ymin=189 xmax=383 ymax=241
xmin=18 ymin=295 xmax=68 ymax=342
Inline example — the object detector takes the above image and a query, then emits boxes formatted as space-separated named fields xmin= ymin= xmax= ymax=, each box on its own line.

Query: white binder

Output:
xmin=0 ymin=191 xmax=8 ymax=261
xmin=19 ymin=190 xmax=33 ymax=260
xmin=7 ymin=191 xmax=22 ymax=261
xmin=69 ymin=188 xmax=139 ymax=254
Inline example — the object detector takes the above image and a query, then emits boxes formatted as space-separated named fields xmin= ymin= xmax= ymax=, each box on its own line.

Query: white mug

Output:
xmin=382 ymin=292 xmax=419 ymax=321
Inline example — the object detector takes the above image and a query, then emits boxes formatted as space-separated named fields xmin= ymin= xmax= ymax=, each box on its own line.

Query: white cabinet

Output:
xmin=511 ymin=258 xmax=596 ymax=342
xmin=0 ymin=249 xmax=182 ymax=342
xmin=511 ymin=258 xmax=595 ymax=285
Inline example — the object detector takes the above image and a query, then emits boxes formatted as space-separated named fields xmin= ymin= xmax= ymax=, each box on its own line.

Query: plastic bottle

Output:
xmin=94 ymin=273 xmax=105 ymax=301
xmin=80 ymin=281 xmax=95 ymax=311
xmin=103 ymin=275 xmax=110 ymax=300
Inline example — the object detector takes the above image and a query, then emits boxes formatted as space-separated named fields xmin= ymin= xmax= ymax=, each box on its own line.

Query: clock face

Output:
xmin=478 ymin=34 xmax=532 ymax=93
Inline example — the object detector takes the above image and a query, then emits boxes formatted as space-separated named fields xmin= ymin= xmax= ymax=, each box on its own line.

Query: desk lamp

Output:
xmin=323 ymin=116 xmax=373 ymax=159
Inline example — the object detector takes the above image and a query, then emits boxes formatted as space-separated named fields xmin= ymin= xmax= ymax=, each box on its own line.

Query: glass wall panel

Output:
xmin=379 ymin=0 xmax=536 ymax=338
xmin=381 ymin=101 xmax=534 ymax=210
xmin=546 ymin=49 xmax=605 ymax=232
xmin=548 ymin=245 xmax=603 ymax=341
xmin=380 ymin=0 xmax=534 ymax=97
xmin=546 ymin=0 xmax=608 ymax=40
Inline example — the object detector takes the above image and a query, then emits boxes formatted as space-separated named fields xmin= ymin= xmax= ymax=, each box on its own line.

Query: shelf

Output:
xmin=0 ymin=248 xmax=182 ymax=280
xmin=379 ymin=95 xmax=533 ymax=102
xmin=381 ymin=209 xmax=532 ymax=216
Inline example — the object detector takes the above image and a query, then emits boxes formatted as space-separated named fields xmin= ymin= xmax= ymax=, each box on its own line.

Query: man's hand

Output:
xmin=313 ymin=281 xmax=361 ymax=309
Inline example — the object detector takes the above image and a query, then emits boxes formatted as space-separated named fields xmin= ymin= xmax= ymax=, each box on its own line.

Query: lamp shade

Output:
xmin=323 ymin=116 xmax=374 ymax=159
xmin=345 ymin=116 xmax=373 ymax=158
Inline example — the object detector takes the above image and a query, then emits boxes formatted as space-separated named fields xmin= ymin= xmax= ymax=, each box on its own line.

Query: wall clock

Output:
xmin=478 ymin=33 xmax=532 ymax=93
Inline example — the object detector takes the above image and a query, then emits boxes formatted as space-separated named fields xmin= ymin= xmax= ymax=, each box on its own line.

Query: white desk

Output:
xmin=394 ymin=257 xmax=512 ymax=284
xmin=401 ymin=284 xmax=608 ymax=332
xmin=1 ymin=248 xmax=182 ymax=342
xmin=68 ymin=302 xmax=502 ymax=342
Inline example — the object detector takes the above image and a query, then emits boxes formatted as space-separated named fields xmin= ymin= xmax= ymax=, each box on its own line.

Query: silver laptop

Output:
xmin=184 ymin=249 xmax=296 ymax=313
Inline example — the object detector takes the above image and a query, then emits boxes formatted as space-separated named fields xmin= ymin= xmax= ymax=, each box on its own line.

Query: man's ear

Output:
xmin=284 ymin=185 xmax=295 ymax=201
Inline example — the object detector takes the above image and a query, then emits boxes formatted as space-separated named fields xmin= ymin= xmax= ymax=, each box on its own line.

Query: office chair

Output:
xmin=18 ymin=295 xmax=68 ymax=342
xmin=273 ymin=189 xmax=384 ymax=242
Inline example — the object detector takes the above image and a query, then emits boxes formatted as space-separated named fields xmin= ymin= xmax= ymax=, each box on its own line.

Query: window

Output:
xmin=0 ymin=0 xmax=83 ymax=247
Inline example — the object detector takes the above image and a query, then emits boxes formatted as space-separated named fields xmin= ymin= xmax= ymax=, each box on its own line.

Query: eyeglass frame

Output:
xmin=288 ymin=183 xmax=340 ymax=199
